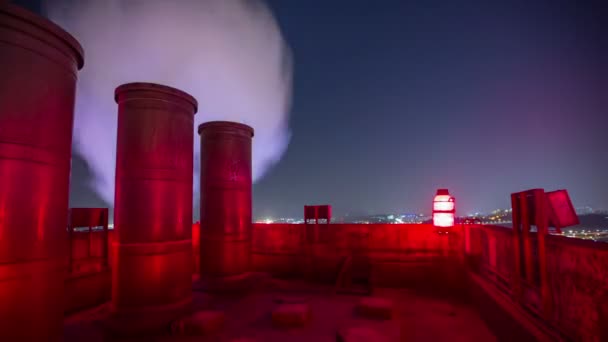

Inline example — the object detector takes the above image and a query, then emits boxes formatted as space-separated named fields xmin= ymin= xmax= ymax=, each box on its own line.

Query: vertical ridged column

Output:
xmin=0 ymin=4 xmax=84 ymax=341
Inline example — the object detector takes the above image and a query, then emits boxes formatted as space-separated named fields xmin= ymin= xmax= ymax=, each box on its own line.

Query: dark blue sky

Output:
xmin=254 ymin=0 xmax=606 ymax=218
xmin=16 ymin=0 xmax=606 ymax=218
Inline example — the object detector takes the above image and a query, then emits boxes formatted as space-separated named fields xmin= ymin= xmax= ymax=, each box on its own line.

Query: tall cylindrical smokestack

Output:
xmin=199 ymin=121 xmax=254 ymax=279
xmin=112 ymin=83 xmax=197 ymax=333
xmin=0 ymin=4 xmax=84 ymax=341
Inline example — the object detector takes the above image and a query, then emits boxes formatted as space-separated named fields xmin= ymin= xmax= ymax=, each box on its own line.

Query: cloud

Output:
xmin=46 ymin=0 xmax=293 ymax=206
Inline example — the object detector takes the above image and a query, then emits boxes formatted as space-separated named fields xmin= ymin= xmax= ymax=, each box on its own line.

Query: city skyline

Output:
xmin=253 ymin=206 xmax=608 ymax=222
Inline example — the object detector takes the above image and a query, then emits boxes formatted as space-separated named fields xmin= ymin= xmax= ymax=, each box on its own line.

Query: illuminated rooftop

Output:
xmin=64 ymin=277 xmax=498 ymax=341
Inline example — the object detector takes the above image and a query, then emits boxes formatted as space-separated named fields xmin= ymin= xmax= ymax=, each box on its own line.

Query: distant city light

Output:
xmin=248 ymin=206 xmax=607 ymax=242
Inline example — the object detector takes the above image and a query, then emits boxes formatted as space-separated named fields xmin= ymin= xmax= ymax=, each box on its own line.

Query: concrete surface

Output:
xmin=357 ymin=297 xmax=394 ymax=320
xmin=64 ymin=278 xmax=496 ymax=341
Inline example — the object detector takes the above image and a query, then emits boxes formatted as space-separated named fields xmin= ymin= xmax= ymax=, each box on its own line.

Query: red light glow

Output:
xmin=433 ymin=213 xmax=455 ymax=227
xmin=433 ymin=201 xmax=455 ymax=212
xmin=432 ymin=189 xmax=455 ymax=228
xmin=433 ymin=195 xmax=452 ymax=202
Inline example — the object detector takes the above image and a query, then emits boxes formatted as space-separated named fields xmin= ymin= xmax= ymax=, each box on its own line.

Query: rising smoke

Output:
xmin=46 ymin=0 xmax=293 ymax=206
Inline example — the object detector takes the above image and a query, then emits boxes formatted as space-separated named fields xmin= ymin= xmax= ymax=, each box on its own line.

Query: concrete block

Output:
xmin=357 ymin=297 xmax=394 ymax=320
xmin=272 ymin=303 xmax=311 ymax=327
xmin=273 ymin=295 xmax=308 ymax=304
xmin=337 ymin=326 xmax=390 ymax=342
xmin=170 ymin=310 xmax=225 ymax=336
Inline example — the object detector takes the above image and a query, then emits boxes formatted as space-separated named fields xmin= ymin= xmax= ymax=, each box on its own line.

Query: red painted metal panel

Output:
xmin=68 ymin=208 xmax=109 ymax=273
xmin=304 ymin=205 xmax=332 ymax=222
xmin=0 ymin=4 xmax=83 ymax=341
xmin=545 ymin=190 xmax=579 ymax=229
xmin=192 ymin=222 xmax=200 ymax=274
xmin=304 ymin=205 xmax=317 ymax=222
xmin=317 ymin=205 xmax=332 ymax=221
xmin=198 ymin=121 xmax=253 ymax=278
xmin=112 ymin=83 xmax=197 ymax=331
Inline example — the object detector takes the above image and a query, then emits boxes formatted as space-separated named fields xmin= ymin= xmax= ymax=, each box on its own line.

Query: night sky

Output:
xmin=16 ymin=0 xmax=607 ymax=219
xmin=258 ymin=0 xmax=606 ymax=218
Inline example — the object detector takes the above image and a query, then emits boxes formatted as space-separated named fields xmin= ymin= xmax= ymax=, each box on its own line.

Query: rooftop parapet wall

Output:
xmin=545 ymin=234 xmax=608 ymax=341
xmin=68 ymin=223 xmax=608 ymax=340
xmin=251 ymin=223 xmax=461 ymax=258
xmin=249 ymin=223 xmax=463 ymax=283
xmin=249 ymin=223 xmax=608 ymax=339
xmin=469 ymin=225 xmax=608 ymax=341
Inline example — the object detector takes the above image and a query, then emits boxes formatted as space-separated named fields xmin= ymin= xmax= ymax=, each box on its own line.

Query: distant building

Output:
xmin=575 ymin=206 xmax=594 ymax=215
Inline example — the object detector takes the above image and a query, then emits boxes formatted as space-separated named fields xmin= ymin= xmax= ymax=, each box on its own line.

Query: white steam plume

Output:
xmin=46 ymin=0 xmax=293 ymax=205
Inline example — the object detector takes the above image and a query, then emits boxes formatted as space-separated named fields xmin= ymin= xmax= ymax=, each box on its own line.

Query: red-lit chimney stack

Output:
xmin=198 ymin=122 xmax=254 ymax=282
xmin=111 ymin=83 xmax=197 ymax=333
xmin=0 ymin=4 xmax=84 ymax=341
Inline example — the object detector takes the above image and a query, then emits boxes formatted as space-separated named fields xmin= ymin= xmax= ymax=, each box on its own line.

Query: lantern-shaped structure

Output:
xmin=433 ymin=189 xmax=455 ymax=228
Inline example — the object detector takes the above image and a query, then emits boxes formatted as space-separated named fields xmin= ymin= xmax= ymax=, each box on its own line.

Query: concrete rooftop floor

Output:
xmin=64 ymin=277 xmax=496 ymax=342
